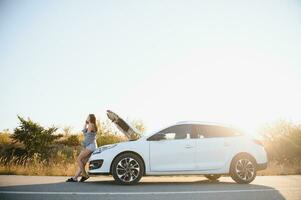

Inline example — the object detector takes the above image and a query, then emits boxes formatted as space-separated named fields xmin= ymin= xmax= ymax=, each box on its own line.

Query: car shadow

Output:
xmin=0 ymin=177 xmax=286 ymax=200
xmin=88 ymin=178 xmax=234 ymax=185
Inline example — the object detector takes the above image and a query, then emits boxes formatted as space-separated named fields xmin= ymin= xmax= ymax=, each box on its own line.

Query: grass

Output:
xmin=0 ymin=153 xmax=79 ymax=176
xmin=0 ymin=147 xmax=84 ymax=176
xmin=0 ymin=162 xmax=78 ymax=176
xmin=258 ymin=161 xmax=301 ymax=176
xmin=1 ymin=160 xmax=300 ymax=176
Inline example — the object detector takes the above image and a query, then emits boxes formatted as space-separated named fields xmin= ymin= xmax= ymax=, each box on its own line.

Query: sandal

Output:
xmin=79 ymin=176 xmax=89 ymax=182
xmin=66 ymin=177 xmax=78 ymax=182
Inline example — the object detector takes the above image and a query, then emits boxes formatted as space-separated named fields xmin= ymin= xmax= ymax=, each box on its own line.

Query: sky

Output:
xmin=0 ymin=0 xmax=301 ymax=135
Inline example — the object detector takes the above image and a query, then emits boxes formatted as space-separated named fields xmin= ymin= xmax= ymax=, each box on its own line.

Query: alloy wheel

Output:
xmin=235 ymin=158 xmax=255 ymax=181
xmin=116 ymin=157 xmax=140 ymax=183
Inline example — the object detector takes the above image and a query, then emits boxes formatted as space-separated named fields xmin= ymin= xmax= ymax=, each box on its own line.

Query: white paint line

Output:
xmin=0 ymin=188 xmax=300 ymax=195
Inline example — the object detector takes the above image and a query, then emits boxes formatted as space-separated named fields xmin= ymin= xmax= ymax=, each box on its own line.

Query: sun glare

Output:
xmin=112 ymin=47 xmax=300 ymax=138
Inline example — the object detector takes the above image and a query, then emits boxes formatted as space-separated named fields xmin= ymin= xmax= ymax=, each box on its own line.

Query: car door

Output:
xmin=148 ymin=124 xmax=196 ymax=172
xmin=192 ymin=125 xmax=234 ymax=170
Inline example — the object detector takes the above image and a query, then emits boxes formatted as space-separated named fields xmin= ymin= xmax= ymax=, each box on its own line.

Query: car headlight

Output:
xmin=92 ymin=144 xmax=117 ymax=155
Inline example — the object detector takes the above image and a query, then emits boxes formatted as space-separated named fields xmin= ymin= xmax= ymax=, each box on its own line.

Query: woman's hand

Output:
xmin=87 ymin=123 xmax=95 ymax=133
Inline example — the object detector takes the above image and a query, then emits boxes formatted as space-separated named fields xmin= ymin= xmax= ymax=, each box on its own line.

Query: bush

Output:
xmin=0 ymin=146 xmax=29 ymax=165
xmin=10 ymin=116 xmax=61 ymax=161
xmin=57 ymin=135 xmax=80 ymax=146
xmin=0 ymin=130 xmax=12 ymax=145
xmin=261 ymin=120 xmax=301 ymax=164
xmin=97 ymin=134 xmax=125 ymax=146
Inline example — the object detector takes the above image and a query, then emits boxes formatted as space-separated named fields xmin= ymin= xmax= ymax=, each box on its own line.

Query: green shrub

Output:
xmin=11 ymin=116 xmax=61 ymax=161
xmin=57 ymin=135 xmax=80 ymax=146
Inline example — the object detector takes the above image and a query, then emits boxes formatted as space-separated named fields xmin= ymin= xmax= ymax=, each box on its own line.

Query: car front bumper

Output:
xmin=89 ymin=159 xmax=104 ymax=170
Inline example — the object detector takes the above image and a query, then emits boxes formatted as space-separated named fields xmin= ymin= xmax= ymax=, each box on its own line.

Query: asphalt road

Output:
xmin=0 ymin=175 xmax=300 ymax=200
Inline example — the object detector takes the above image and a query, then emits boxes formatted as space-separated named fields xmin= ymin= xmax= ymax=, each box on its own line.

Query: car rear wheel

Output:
xmin=230 ymin=154 xmax=257 ymax=184
xmin=204 ymin=174 xmax=221 ymax=181
xmin=112 ymin=153 xmax=144 ymax=185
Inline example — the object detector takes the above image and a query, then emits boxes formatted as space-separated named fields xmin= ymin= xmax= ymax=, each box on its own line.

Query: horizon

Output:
xmin=1 ymin=0 xmax=301 ymax=135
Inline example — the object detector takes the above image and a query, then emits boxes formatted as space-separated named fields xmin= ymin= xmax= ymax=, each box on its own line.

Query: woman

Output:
xmin=66 ymin=114 xmax=98 ymax=182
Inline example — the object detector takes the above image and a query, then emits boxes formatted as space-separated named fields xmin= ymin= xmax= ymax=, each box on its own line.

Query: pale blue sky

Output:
xmin=1 ymin=0 xmax=301 ymax=134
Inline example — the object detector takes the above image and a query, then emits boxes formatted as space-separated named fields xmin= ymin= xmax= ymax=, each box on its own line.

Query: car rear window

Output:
xmin=191 ymin=125 xmax=242 ymax=138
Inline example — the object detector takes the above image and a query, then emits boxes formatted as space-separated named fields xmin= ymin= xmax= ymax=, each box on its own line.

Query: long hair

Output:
xmin=88 ymin=114 xmax=98 ymax=132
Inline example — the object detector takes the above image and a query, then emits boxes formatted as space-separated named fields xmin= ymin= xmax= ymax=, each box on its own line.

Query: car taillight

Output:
xmin=253 ymin=139 xmax=263 ymax=146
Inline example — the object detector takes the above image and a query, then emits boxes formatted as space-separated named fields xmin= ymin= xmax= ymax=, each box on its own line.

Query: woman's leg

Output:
xmin=76 ymin=149 xmax=92 ymax=178
xmin=73 ymin=158 xmax=89 ymax=178
xmin=82 ymin=156 xmax=90 ymax=166
xmin=73 ymin=151 xmax=92 ymax=179
xmin=73 ymin=167 xmax=81 ymax=180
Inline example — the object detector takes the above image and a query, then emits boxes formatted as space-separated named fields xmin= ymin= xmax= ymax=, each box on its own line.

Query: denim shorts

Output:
xmin=85 ymin=142 xmax=97 ymax=152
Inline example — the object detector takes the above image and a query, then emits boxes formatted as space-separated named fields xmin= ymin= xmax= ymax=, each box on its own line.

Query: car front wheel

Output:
xmin=111 ymin=152 xmax=144 ymax=185
xmin=230 ymin=154 xmax=257 ymax=184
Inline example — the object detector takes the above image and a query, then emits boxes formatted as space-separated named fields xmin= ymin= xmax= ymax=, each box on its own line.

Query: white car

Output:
xmin=88 ymin=110 xmax=268 ymax=185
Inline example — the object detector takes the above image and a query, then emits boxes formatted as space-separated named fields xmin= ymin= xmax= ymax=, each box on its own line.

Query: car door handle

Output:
xmin=185 ymin=145 xmax=194 ymax=149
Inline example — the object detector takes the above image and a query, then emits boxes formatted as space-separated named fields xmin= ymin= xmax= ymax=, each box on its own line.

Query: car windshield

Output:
xmin=141 ymin=125 xmax=169 ymax=139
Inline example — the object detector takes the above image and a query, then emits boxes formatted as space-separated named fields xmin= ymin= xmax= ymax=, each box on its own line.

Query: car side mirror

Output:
xmin=147 ymin=133 xmax=165 ymax=141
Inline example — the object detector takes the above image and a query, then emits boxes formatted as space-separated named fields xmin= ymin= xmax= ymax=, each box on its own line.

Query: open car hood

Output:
xmin=106 ymin=110 xmax=139 ymax=140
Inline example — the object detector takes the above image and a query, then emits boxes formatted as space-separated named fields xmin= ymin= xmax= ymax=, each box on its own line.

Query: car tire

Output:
xmin=112 ymin=152 xmax=144 ymax=185
xmin=204 ymin=174 xmax=222 ymax=181
xmin=230 ymin=154 xmax=257 ymax=184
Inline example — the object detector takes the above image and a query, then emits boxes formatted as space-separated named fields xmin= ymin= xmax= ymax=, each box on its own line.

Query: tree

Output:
xmin=261 ymin=120 xmax=301 ymax=164
xmin=11 ymin=116 xmax=61 ymax=161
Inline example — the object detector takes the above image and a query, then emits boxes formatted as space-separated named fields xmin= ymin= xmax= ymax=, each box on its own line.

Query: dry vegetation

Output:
xmin=0 ymin=155 xmax=77 ymax=176
xmin=0 ymin=117 xmax=139 ymax=176
xmin=258 ymin=161 xmax=301 ymax=176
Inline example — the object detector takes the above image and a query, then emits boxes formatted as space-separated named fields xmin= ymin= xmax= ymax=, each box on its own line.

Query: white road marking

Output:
xmin=0 ymin=188 xmax=300 ymax=195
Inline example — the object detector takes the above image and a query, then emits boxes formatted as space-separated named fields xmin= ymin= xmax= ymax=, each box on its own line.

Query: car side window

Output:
xmin=191 ymin=125 xmax=241 ymax=138
xmin=191 ymin=125 xmax=206 ymax=139
xmin=159 ymin=125 xmax=192 ymax=140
